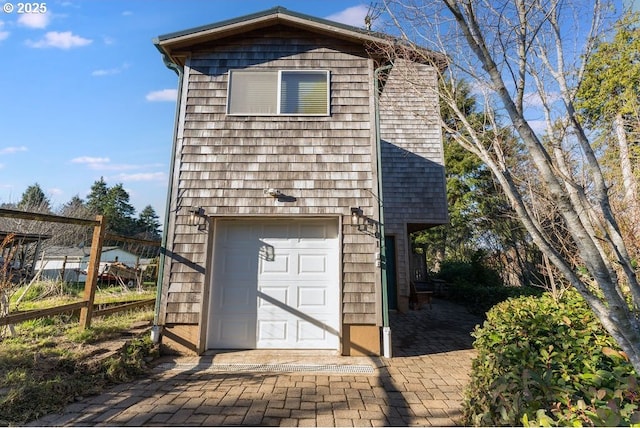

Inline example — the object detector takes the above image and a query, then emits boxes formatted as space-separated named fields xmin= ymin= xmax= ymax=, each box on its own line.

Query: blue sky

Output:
xmin=0 ymin=1 xmax=370 ymax=218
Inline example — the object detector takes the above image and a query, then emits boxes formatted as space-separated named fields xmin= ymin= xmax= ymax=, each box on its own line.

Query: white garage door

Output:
xmin=207 ymin=219 xmax=340 ymax=349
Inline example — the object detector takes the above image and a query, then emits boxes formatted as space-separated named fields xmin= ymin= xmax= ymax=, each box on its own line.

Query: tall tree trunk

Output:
xmin=439 ymin=0 xmax=640 ymax=373
xmin=615 ymin=112 xmax=638 ymax=213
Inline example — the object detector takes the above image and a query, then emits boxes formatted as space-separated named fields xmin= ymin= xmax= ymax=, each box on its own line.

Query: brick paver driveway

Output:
xmin=31 ymin=299 xmax=482 ymax=426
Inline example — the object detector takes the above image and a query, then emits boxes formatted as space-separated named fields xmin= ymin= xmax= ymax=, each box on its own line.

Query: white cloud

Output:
xmin=18 ymin=12 xmax=51 ymax=29
xmin=0 ymin=163 xmax=4 ymax=169
xmin=71 ymin=157 xmax=164 ymax=173
xmin=523 ymin=91 xmax=561 ymax=108
xmin=48 ymin=187 xmax=63 ymax=196
xmin=122 ymin=10 xmax=133 ymax=16
xmin=0 ymin=21 xmax=8 ymax=41
xmin=527 ymin=120 xmax=548 ymax=136
xmin=146 ymin=89 xmax=177 ymax=102
xmin=115 ymin=172 xmax=167 ymax=182
xmin=92 ymin=63 xmax=129 ymax=77
xmin=325 ymin=5 xmax=369 ymax=27
xmin=27 ymin=31 xmax=92 ymax=49
xmin=0 ymin=146 xmax=27 ymax=155
xmin=71 ymin=156 xmax=110 ymax=165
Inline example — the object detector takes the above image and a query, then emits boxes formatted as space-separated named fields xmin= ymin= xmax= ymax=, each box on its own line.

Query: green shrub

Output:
xmin=438 ymin=254 xmax=504 ymax=288
xmin=446 ymin=280 xmax=541 ymax=315
xmin=463 ymin=291 xmax=640 ymax=426
xmin=436 ymin=258 xmax=540 ymax=315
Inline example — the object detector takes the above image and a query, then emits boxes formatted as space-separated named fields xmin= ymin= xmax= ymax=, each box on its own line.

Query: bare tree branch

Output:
xmin=378 ymin=0 xmax=640 ymax=371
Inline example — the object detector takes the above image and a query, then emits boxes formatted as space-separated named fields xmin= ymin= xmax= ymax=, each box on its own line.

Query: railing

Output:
xmin=0 ymin=298 xmax=155 ymax=326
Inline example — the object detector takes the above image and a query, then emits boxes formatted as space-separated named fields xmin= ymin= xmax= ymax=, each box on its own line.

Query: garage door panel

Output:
xmin=224 ymin=223 xmax=260 ymax=243
xmin=260 ymin=253 xmax=290 ymax=275
xmin=258 ymin=319 xmax=334 ymax=347
xmin=257 ymin=320 xmax=288 ymax=341
xmin=211 ymin=317 xmax=255 ymax=349
xmin=299 ymin=222 xmax=337 ymax=240
xmin=297 ymin=319 xmax=330 ymax=342
xmin=257 ymin=286 xmax=288 ymax=308
xmin=217 ymin=284 xmax=256 ymax=310
xmin=262 ymin=223 xmax=292 ymax=240
xmin=298 ymin=254 xmax=328 ymax=274
xmin=208 ymin=219 xmax=339 ymax=350
xmin=218 ymin=249 xmax=257 ymax=279
xmin=297 ymin=287 xmax=327 ymax=308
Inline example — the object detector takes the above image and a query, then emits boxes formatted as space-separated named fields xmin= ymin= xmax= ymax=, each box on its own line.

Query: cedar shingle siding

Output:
xmin=160 ymin=28 xmax=380 ymax=326
xmin=380 ymin=60 xmax=447 ymax=296
xmin=155 ymin=9 xmax=448 ymax=353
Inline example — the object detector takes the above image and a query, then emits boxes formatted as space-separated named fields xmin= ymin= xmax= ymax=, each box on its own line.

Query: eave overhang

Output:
xmin=153 ymin=6 xmax=447 ymax=70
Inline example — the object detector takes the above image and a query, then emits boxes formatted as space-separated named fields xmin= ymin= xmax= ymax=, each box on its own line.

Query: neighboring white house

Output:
xmin=35 ymin=246 xmax=141 ymax=283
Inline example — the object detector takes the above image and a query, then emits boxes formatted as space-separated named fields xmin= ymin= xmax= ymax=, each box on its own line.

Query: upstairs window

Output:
xmin=227 ymin=70 xmax=330 ymax=116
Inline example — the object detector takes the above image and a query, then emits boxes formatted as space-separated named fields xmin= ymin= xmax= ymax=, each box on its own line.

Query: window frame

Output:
xmin=226 ymin=69 xmax=331 ymax=117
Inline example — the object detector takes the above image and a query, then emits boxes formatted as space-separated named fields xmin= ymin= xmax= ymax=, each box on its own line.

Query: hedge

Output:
xmin=435 ymin=260 xmax=541 ymax=315
xmin=463 ymin=291 xmax=640 ymax=426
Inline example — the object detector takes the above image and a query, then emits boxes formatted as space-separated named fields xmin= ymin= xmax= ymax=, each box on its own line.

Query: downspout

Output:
xmin=151 ymin=49 xmax=183 ymax=344
xmin=375 ymin=64 xmax=393 ymax=358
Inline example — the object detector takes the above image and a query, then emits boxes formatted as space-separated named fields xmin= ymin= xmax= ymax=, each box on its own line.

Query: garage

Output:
xmin=207 ymin=218 xmax=340 ymax=350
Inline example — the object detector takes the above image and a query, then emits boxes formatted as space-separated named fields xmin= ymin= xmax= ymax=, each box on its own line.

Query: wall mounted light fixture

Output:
xmin=188 ymin=206 xmax=207 ymax=230
xmin=264 ymin=188 xmax=282 ymax=198
xmin=350 ymin=206 xmax=379 ymax=238
xmin=351 ymin=207 xmax=364 ymax=228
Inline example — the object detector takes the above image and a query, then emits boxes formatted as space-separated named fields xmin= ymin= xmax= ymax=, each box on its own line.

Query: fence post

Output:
xmin=79 ymin=215 xmax=106 ymax=329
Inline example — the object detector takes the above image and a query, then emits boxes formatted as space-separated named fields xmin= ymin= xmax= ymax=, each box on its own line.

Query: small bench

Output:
xmin=410 ymin=281 xmax=434 ymax=310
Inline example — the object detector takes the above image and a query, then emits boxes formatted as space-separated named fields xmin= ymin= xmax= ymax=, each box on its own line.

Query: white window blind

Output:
xmin=227 ymin=70 xmax=329 ymax=116
xmin=280 ymin=71 xmax=329 ymax=115
xmin=227 ymin=71 xmax=278 ymax=115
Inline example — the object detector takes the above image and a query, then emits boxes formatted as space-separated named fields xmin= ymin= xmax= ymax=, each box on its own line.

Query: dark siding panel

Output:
xmin=380 ymin=59 xmax=448 ymax=298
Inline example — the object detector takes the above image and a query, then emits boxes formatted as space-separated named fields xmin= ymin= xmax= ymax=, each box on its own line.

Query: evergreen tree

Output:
xmin=415 ymin=80 xmax=538 ymax=286
xmin=137 ymin=205 xmax=161 ymax=240
xmin=17 ymin=183 xmax=50 ymax=212
xmin=86 ymin=177 xmax=109 ymax=215
xmin=85 ymin=178 xmax=136 ymax=236
xmin=576 ymin=12 xmax=640 ymax=259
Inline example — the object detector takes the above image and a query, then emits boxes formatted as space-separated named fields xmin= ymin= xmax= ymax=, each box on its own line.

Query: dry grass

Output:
xmin=0 ymin=305 xmax=158 ymax=425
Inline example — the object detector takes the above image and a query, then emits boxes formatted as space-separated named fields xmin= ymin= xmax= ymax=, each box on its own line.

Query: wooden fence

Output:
xmin=0 ymin=208 xmax=160 ymax=330
xmin=0 ymin=298 xmax=155 ymax=326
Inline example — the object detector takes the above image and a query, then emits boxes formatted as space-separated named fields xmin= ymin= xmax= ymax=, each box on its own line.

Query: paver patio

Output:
xmin=30 ymin=299 xmax=482 ymax=426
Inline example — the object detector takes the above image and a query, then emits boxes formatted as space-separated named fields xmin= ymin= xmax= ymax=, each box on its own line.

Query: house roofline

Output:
xmin=155 ymin=6 xmax=379 ymax=43
xmin=153 ymin=6 xmax=447 ymax=69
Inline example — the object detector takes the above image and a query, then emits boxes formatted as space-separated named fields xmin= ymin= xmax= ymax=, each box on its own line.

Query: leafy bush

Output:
xmin=436 ymin=258 xmax=540 ymax=315
xmin=446 ymin=280 xmax=541 ymax=315
xmin=463 ymin=291 xmax=640 ymax=426
xmin=438 ymin=254 xmax=504 ymax=288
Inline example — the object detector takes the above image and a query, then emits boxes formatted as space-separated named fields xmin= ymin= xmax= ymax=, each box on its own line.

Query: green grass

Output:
xmin=0 ymin=282 xmax=158 ymax=425
xmin=10 ymin=280 xmax=156 ymax=311
xmin=66 ymin=308 xmax=154 ymax=343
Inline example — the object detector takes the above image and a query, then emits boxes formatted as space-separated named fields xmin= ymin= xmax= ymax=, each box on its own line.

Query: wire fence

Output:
xmin=0 ymin=208 xmax=160 ymax=338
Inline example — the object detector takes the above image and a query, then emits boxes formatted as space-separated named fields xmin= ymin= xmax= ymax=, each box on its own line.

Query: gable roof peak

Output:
xmin=154 ymin=6 xmax=447 ymax=70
